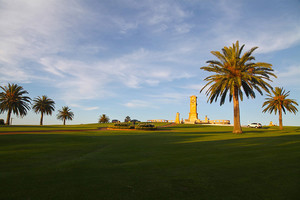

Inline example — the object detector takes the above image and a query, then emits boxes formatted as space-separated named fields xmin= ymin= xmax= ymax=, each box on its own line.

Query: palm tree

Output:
xmin=57 ymin=106 xmax=74 ymax=125
xmin=99 ymin=114 xmax=110 ymax=123
xmin=200 ymin=41 xmax=276 ymax=133
xmin=262 ymin=87 xmax=298 ymax=130
xmin=0 ymin=83 xmax=31 ymax=125
xmin=32 ymin=96 xmax=55 ymax=125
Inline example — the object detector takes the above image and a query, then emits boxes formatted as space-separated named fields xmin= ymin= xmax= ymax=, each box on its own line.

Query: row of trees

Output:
xmin=201 ymin=41 xmax=298 ymax=133
xmin=0 ymin=83 xmax=74 ymax=125
xmin=98 ymin=115 xmax=133 ymax=123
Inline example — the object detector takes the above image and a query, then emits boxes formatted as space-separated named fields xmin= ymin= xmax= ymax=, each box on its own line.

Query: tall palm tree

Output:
xmin=32 ymin=96 xmax=55 ymax=125
xmin=99 ymin=114 xmax=110 ymax=123
xmin=57 ymin=106 xmax=74 ymax=125
xmin=0 ymin=83 xmax=31 ymax=125
xmin=262 ymin=87 xmax=298 ymax=130
xmin=200 ymin=41 xmax=276 ymax=133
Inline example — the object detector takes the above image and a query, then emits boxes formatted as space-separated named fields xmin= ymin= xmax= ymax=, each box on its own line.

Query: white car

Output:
xmin=247 ymin=123 xmax=262 ymax=128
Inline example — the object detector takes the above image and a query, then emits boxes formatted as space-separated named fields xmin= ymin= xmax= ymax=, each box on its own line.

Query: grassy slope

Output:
xmin=0 ymin=123 xmax=102 ymax=132
xmin=0 ymin=125 xmax=300 ymax=199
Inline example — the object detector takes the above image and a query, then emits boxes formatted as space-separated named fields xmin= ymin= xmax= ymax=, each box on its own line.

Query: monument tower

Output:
xmin=188 ymin=95 xmax=198 ymax=123
xmin=175 ymin=112 xmax=180 ymax=124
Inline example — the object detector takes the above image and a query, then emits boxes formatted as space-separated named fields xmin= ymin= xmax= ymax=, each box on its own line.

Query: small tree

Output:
xmin=0 ymin=119 xmax=4 ymax=125
xmin=124 ymin=116 xmax=131 ymax=122
xmin=57 ymin=106 xmax=74 ymax=125
xmin=262 ymin=87 xmax=298 ymax=130
xmin=99 ymin=114 xmax=110 ymax=123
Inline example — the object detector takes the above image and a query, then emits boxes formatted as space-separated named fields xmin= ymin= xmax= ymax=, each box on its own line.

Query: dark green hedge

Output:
xmin=109 ymin=123 xmax=134 ymax=129
xmin=135 ymin=123 xmax=157 ymax=130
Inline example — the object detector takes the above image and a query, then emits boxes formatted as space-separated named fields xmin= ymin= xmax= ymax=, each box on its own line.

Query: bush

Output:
xmin=109 ymin=123 xmax=134 ymax=129
xmin=0 ymin=119 xmax=4 ymax=125
xmin=135 ymin=123 xmax=157 ymax=130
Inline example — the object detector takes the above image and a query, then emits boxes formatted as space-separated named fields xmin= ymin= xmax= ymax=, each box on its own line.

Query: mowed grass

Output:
xmin=0 ymin=123 xmax=102 ymax=132
xmin=1 ymin=124 xmax=300 ymax=200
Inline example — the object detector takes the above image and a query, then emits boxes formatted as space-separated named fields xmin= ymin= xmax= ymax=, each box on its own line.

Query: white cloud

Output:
xmin=147 ymin=92 xmax=190 ymax=104
xmin=241 ymin=25 xmax=300 ymax=54
xmin=175 ymin=24 xmax=193 ymax=34
xmin=275 ymin=66 xmax=300 ymax=86
xmin=124 ymin=100 xmax=157 ymax=108
xmin=0 ymin=0 xmax=89 ymax=82
xmin=37 ymin=46 xmax=193 ymax=103
xmin=204 ymin=0 xmax=300 ymax=54
xmin=70 ymin=104 xmax=99 ymax=111
xmin=277 ymin=66 xmax=300 ymax=78
xmin=146 ymin=2 xmax=188 ymax=25
xmin=181 ymin=84 xmax=205 ymax=91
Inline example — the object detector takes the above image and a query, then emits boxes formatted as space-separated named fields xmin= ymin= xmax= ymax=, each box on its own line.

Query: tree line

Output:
xmin=98 ymin=115 xmax=134 ymax=124
xmin=0 ymin=83 xmax=74 ymax=125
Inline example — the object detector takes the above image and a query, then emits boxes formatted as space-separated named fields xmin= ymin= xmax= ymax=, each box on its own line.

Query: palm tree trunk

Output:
xmin=40 ymin=112 xmax=44 ymax=126
xmin=6 ymin=109 xmax=12 ymax=125
xmin=63 ymin=118 xmax=66 ymax=125
xmin=233 ymin=88 xmax=242 ymax=134
xmin=279 ymin=105 xmax=283 ymax=130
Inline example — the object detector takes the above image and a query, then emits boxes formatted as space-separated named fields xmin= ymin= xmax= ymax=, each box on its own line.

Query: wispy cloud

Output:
xmin=0 ymin=0 xmax=88 ymax=82
xmin=275 ymin=66 xmax=300 ymax=86
xmin=204 ymin=0 xmax=300 ymax=53
xmin=124 ymin=100 xmax=157 ymax=108
xmin=70 ymin=104 xmax=99 ymax=111
xmin=181 ymin=84 xmax=204 ymax=91
xmin=37 ymin=45 xmax=195 ymax=101
xmin=147 ymin=92 xmax=191 ymax=104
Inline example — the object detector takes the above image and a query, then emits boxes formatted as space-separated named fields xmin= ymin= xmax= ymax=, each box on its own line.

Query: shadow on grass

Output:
xmin=176 ymin=130 xmax=300 ymax=144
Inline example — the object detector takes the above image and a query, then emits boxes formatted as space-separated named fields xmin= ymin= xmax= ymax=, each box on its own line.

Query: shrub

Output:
xmin=0 ymin=119 xmax=4 ymax=125
xmin=135 ymin=123 xmax=157 ymax=130
xmin=109 ymin=123 xmax=134 ymax=129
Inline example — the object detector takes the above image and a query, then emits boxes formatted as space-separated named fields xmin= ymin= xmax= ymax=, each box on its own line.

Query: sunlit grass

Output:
xmin=0 ymin=123 xmax=102 ymax=132
xmin=1 ymin=124 xmax=300 ymax=199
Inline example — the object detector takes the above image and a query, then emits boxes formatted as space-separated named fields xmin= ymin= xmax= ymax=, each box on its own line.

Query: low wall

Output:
xmin=184 ymin=119 xmax=230 ymax=125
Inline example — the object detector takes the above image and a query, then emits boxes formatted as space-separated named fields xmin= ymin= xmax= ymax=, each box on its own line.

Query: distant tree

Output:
xmin=0 ymin=83 xmax=31 ymax=125
xmin=57 ymin=106 xmax=74 ymax=125
xmin=0 ymin=119 xmax=4 ymax=125
xmin=32 ymin=95 xmax=55 ymax=125
xmin=200 ymin=41 xmax=276 ymax=133
xmin=124 ymin=116 xmax=131 ymax=122
xmin=262 ymin=87 xmax=298 ymax=130
xmin=99 ymin=114 xmax=110 ymax=123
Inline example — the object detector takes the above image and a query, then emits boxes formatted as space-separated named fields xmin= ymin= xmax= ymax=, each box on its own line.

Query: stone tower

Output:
xmin=188 ymin=95 xmax=198 ymax=123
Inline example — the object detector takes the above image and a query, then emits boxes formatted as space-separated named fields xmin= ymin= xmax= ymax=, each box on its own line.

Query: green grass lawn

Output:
xmin=0 ymin=123 xmax=102 ymax=132
xmin=1 ymin=125 xmax=300 ymax=199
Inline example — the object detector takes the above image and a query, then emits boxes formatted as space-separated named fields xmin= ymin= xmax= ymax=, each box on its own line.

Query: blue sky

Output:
xmin=0 ymin=0 xmax=299 ymax=126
